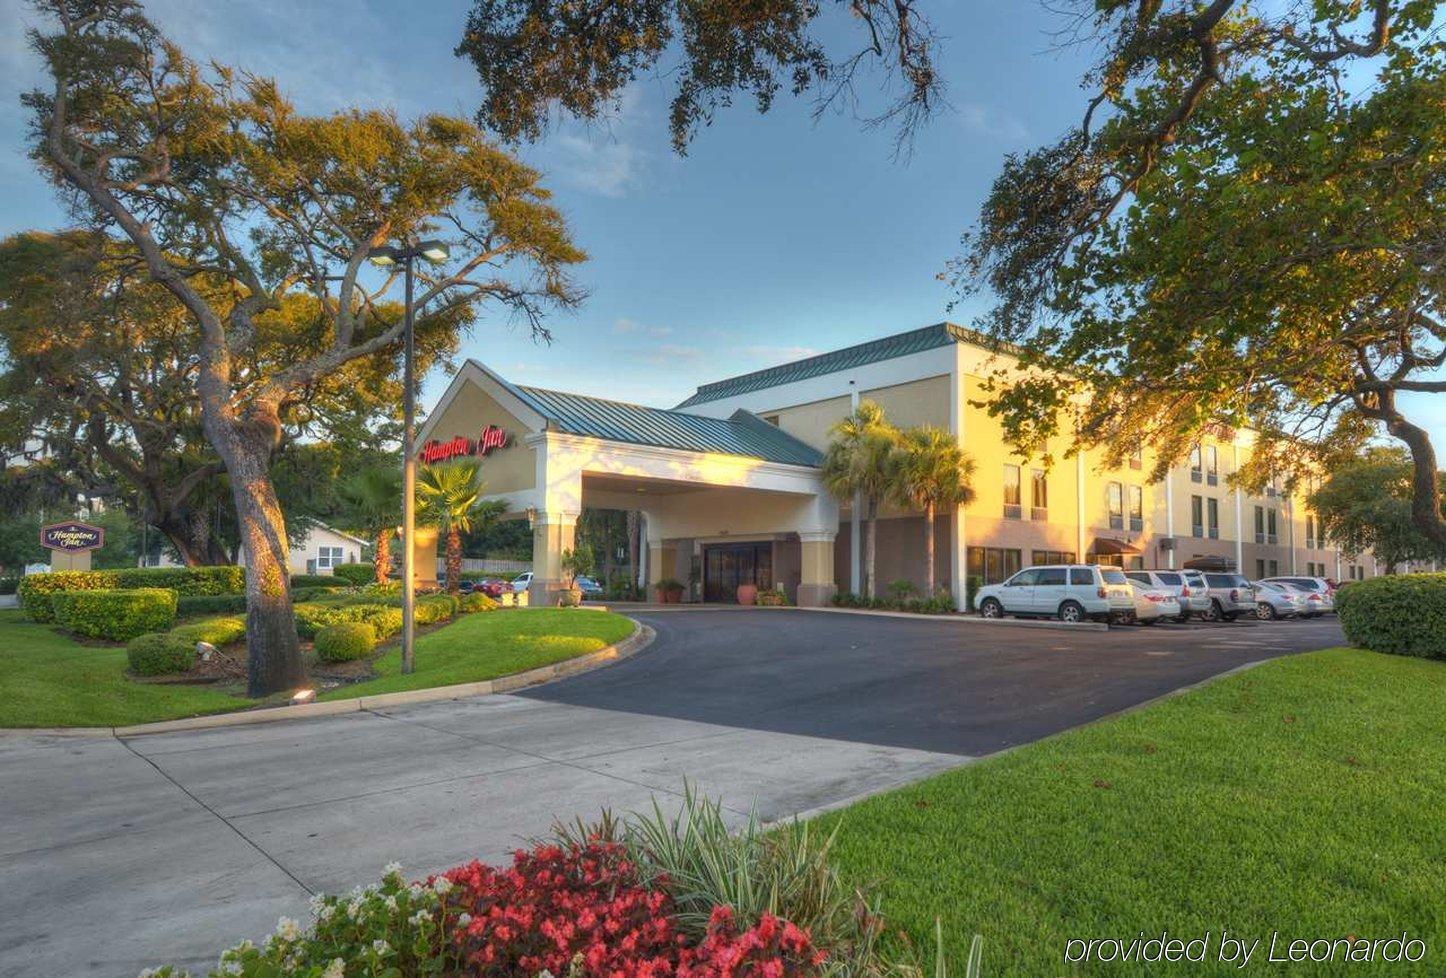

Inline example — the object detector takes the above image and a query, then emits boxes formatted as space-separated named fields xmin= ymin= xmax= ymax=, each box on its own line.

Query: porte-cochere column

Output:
xmin=796 ymin=530 xmax=838 ymax=607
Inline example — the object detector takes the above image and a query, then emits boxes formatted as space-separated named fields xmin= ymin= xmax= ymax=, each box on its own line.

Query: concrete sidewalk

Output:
xmin=0 ymin=696 xmax=962 ymax=978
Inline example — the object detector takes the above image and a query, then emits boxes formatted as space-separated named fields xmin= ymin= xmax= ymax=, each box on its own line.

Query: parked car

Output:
xmin=1127 ymin=579 xmax=1182 ymax=624
xmin=1126 ymin=569 xmax=1210 ymax=622
xmin=1260 ymin=576 xmax=1336 ymax=614
xmin=1198 ymin=572 xmax=1257 ymax=621
xmin=1269 ymin=579 xmax=1330 ymax=617
xmin=1252 ymin=580 xmax=1305 ymax=620
xmin=511 ymin=571 xmax=533 ymax=593
xmin=473 ymin=578 xmax=509 ymax=599
xmin=574 ymin=575 xmax=604 ymax=596
xmin=974 ymin=564 xmax=1136 ymax=623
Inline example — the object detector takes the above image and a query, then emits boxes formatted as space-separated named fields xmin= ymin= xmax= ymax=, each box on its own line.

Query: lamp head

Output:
xmin=417 ymin=239 xmax=450 ymax=263
xmin=367 ymin=244 xmax=400 ymax=267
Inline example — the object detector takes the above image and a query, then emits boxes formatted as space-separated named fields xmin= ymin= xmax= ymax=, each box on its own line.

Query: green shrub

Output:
xmin=361 ymin=579 xmax=401 ymax=597
xmin=0 ymin=576 xmax=18 ymax=596
xmin=17 ymin=571 xmax=111 ymax=621
xmin=415 ymin=594 xmax=458 ymax=624
xmin=109 ymin=565 xmax=244 ymax=595
xmin=314 ymin=621 xmax=376 ymax=662
xmin=352 ymin=604 xmax=403 ymax=639
xmin=170 ymin=616 xmax=247 ymax=647
xmin=175 ymin=593 xmax=248 ymax=616
xmin=460 ymin=591 xmax=499 ymax=613
xmin=126 ymin=632 xmax=197 ymax=676
xmin=52 ymin=588 xmax=178 ymax=641
xmin=294 ymin=602 xmax=351 ymax=639
xmin=1337 ymin=573 xmax=1446 ymax=659
xmin=331 ymin=562 xmax=376 ymax=586
xmin=290 ymin=573 xmax=335 ymax=589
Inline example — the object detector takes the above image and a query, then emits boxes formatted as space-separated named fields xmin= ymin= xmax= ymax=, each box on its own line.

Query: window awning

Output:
xmin=1092 ymin=537 xmax=1142 ymax=556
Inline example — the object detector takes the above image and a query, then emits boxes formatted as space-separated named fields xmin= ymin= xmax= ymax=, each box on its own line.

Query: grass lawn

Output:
xmin=317 ymin=608 xmax=635 ymax=700
xmin=816 ymin=648 xmax=1446 ymax=977
xmin=0 ymin=609 xmax=252 ymax=727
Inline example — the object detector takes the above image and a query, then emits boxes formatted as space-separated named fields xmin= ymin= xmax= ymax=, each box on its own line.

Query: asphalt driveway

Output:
xmin=0 ymin=609 xmax=1343 ymax=977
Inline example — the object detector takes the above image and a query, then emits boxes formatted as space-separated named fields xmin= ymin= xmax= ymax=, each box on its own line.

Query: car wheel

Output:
xmin=1174 ymin=612 xmax=1191 ymax=623
xmin=1222 ymin=612 xmax=1239 ymax=622
xmin=979 ymin=598 xmax=1004 ymax=619
xmin=1141 ymin=617 xmax=1159 ymax=626
xmin=1257 ymin=602 xmax=1276 ymax=620
xmin=1201 ymin=600 xmax=1223 ymax=622
xmin=1058 ymin=600 xmax=1085 ymax=623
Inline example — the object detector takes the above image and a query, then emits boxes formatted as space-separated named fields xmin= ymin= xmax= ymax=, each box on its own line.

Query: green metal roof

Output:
xmin=675 ymin=322 xmax=1004 ymax=408
xmin=504 ymin=380 xmax=823 ymax=467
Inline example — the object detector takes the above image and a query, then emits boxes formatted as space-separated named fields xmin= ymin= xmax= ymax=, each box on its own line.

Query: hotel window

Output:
xmin=1266 ymin=509 xmax=1278 ymax=545
xmin=316 ymin=546 xmax=344 ymax=570
xmin=1191 ymin=495 xmax=1204 ymax=537
xmin=1031 ymin=469 xmax=1048 ymax=521
xmin=1205 ymin=445 xmax=1219 ymax=485
xmin=1207 ymin=497 xmax=1220 ymax=539
xmin=968 ymin=546 xmax=1022 ymax=586
xmin=1189 ymin=445 xmax=1203 ymax=482
xmin=1268 ymin=559 xmax=1279 ymax=576
xmin=1305 ymin=514 xmax=1316 ymax=549
xmin=1030 ymin=550 xmax=1075 ymax=566
xmin=1128 ymin=448 xmax=1143 ymax=470
xmin=1128 ymin=485 xmax=1143 ymax=532
xmin=1256 ymin=558 xmax=1266 ymax=579
xmin=1003 ymin=465 xmax=1022 ymax=519
xmin=1254 ymin=505 xmax=1266 ymax=544
xmin=1107 ymin=482 xmax=1124 ymax=530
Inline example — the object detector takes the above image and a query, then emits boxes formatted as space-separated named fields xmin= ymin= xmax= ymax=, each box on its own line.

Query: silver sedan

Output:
xmin=1253 ymin=580 xmax=1304 ymax=620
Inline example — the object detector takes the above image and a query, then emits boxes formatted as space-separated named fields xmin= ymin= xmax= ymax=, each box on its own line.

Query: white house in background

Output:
xmin=230 ymin=524 xmax=368 ymax=575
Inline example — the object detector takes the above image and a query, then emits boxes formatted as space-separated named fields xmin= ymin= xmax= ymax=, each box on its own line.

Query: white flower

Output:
xmin=372 ymin=938 xmax=391 ymax=955
xmin=274 ymin=917 xmax=302 ymax=942
xmin=411 ymin=910 xmax=431 ymax=926
xmin=309 ymin=894 xmax=328 ymax=914
xmin=432 ymin=877 xmax=453 ymax=895
xmin=322 ymin=960 xmax=346 ymax=978
xmin=219 ymin=962 xmax=243 ymax=977
xmin=409 ymin=884 xmax=425 ymax=898
xmin=384 ymin=895 xmax=398 ymax=911
xmin=316 ymin=903 xmax=335 ymax=921
xmin=383 ymin=860 xmax=403 ymax=877
xmin=346 ymin=899 xmax=362 ymax=919
xmin=457 ymin=912 xmax=473 ymax=926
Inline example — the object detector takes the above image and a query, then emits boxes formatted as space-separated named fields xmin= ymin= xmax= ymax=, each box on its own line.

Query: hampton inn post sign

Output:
xmin=418 ymin=425 xmax=510 ymax=464
xmin=39 ymin=520 xmax=106 ymax=571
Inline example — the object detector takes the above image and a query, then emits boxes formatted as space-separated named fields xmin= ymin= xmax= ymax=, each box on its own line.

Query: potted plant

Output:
xmin=736 ymin=582 xmax=758 ymax=606
xmin=655 ymin=578 xmax=684 ymax=603
xmin=757 ymin=586 xmax=789 ymax=607
xmin=558 ymin=548 xmax=592 ymax=608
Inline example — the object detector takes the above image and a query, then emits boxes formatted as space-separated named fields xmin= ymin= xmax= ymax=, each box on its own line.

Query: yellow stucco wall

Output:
xmin=861 ymin=374 xmax=952 ymax=430
xmin=421 ymin=380 xmax=536 ymax=494
xmin=763 ymin=395 xmax=853 ymax=450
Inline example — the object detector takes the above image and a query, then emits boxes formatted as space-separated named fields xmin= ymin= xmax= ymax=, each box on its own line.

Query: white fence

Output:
xmin=438 ymin=557 xmax=532 ymax=576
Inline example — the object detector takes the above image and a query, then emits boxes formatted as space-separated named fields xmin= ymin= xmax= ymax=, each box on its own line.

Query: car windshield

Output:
xmin=1101 ymin=568 xmax=1128 ymax=584
xmin=1155 ymin=572 xmax=1182 ymax=585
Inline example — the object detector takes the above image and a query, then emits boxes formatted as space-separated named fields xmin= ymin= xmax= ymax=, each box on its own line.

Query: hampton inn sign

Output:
xmin=418 ymin=425 xmax=510 ymax=464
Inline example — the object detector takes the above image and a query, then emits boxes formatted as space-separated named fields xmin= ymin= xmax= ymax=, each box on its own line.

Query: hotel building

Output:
xmin=417 ymin=323 xmax=1380 ymax=606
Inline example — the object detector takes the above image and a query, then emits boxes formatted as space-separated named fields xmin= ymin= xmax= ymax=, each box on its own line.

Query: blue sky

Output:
xmin=2 ymin=0 xmax=1441 ymax=447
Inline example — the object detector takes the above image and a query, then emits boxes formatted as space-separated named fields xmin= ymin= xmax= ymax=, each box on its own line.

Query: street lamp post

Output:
xmin=367 ymin=238 xmax=449 ymax=674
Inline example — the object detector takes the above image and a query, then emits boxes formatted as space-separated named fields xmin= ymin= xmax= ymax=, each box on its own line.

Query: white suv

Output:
xmin=974 ymin=564 xmax=1136 ymax=623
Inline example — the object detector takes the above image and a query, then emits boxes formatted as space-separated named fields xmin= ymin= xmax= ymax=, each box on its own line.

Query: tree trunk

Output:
xmin=224 ymin=433 xmax=305 ymax=697
xmin=626 ymin=510 xmax=640 ymax=587
xmin=447 ymin=526 xmax=462 ymax=594
xmin=1384 ymin=411 xmax=1446 ymax=548
xmin=373 ymin=530 xmax=391 ymax=584
xmin=864 ymin=499 xmax=878 ymax=600
xmin=923 ymin=501 xmax=936 ymax=597
xmin=152 ymin=509 xmax=230 ymax=567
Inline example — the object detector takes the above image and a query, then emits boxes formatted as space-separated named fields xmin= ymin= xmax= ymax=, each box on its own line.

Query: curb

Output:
xmin=79 ymin=619 xmax=652 ymax=739
xmin=641 ymin=604 xmax=1109 ymax=632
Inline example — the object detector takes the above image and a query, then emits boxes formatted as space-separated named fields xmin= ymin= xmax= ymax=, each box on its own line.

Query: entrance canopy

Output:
xmin=415 ymin=360 xmax=840 ymax=605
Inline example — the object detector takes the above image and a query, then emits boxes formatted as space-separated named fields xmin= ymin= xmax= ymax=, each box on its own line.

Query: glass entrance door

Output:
xmin=703 ymin=543 xmax=774 ymax=602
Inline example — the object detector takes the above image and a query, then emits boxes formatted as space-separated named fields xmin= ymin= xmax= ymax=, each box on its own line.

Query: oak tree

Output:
xmin=27 ymin=0 xmax=584 ymax=695
xmin=955 ymin=0 xmax=1445 ymax=546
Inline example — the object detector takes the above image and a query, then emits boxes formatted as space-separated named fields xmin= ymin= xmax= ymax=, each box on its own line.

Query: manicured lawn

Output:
xmin=0 ymin=609 xmax=251 ymax=727
xmin=816 ymin=648 xmax=1446 ymax=977
xmin=318 ymin=608 xmax=636 ymax=700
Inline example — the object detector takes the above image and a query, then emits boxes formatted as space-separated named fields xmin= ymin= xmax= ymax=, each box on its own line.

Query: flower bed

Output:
xmin=144 ymin=790 xmax=962 ymax=978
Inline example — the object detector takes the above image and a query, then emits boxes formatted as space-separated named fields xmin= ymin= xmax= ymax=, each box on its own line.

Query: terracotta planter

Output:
xmin=735 ymin=584 xmax=758 ymax=606
xmin=656 ymin=585 xmax=684 ymax=604
xmin=558 ymin=587 xmax=582 ymax=607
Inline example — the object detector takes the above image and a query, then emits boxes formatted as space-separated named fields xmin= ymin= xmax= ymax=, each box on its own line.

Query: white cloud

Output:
xmin=957 ymin=103 xmax=1030 ymax=143
xmin=613 ymin=317 xmax=672 ymax=337
xmin=641 ymin=344 xmax=702 ymax=366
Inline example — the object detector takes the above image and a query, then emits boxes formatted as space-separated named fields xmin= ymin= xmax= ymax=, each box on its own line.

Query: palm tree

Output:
xmin=416 ymin=459 xmax=502 ymax=593
xmin=338 ymin=466 xmax=402 ymax=584
xmin=821 ymin=401 xmax=901 ymax=599
xmin=892 ymin=426 xmax=976 ymax=599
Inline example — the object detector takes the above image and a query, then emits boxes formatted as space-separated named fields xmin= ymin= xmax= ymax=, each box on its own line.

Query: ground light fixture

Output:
xmin=368 ymin=237 xmax=451 ymax=674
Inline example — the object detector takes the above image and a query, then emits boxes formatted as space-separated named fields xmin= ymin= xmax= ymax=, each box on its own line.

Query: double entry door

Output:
xmin=702 ymin=542 xmax=773 ymax=603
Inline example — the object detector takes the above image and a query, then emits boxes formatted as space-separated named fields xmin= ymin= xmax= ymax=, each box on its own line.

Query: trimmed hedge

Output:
xmin=460 ymin=591 xmax=500 ymax=613
xmin=314 ymin=621 xmax=376 ymax=662
xmin=1337 ymin=573 xmax=1446 ymax=659
xmin=175 ymin=585 xmax=341 ymax=617
xmin=19 ymin=566 xmax=244 ymax=621
xmin=331 ymin=562 xmax=376 ymax=586
xmin=290 ymin=573 xmax=336 ymax=589
xmin=126 ymin=632 xmax=197 ymax=676
xmin=171 ymin=616 xmax=247 ymax=647
xmin=52 ymin=588 xmax=178 ymax=641
xmin=417 ymin=593 xmax=460 ymax=624
xmin=355 ymin=605 xmax=403 ymax=639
